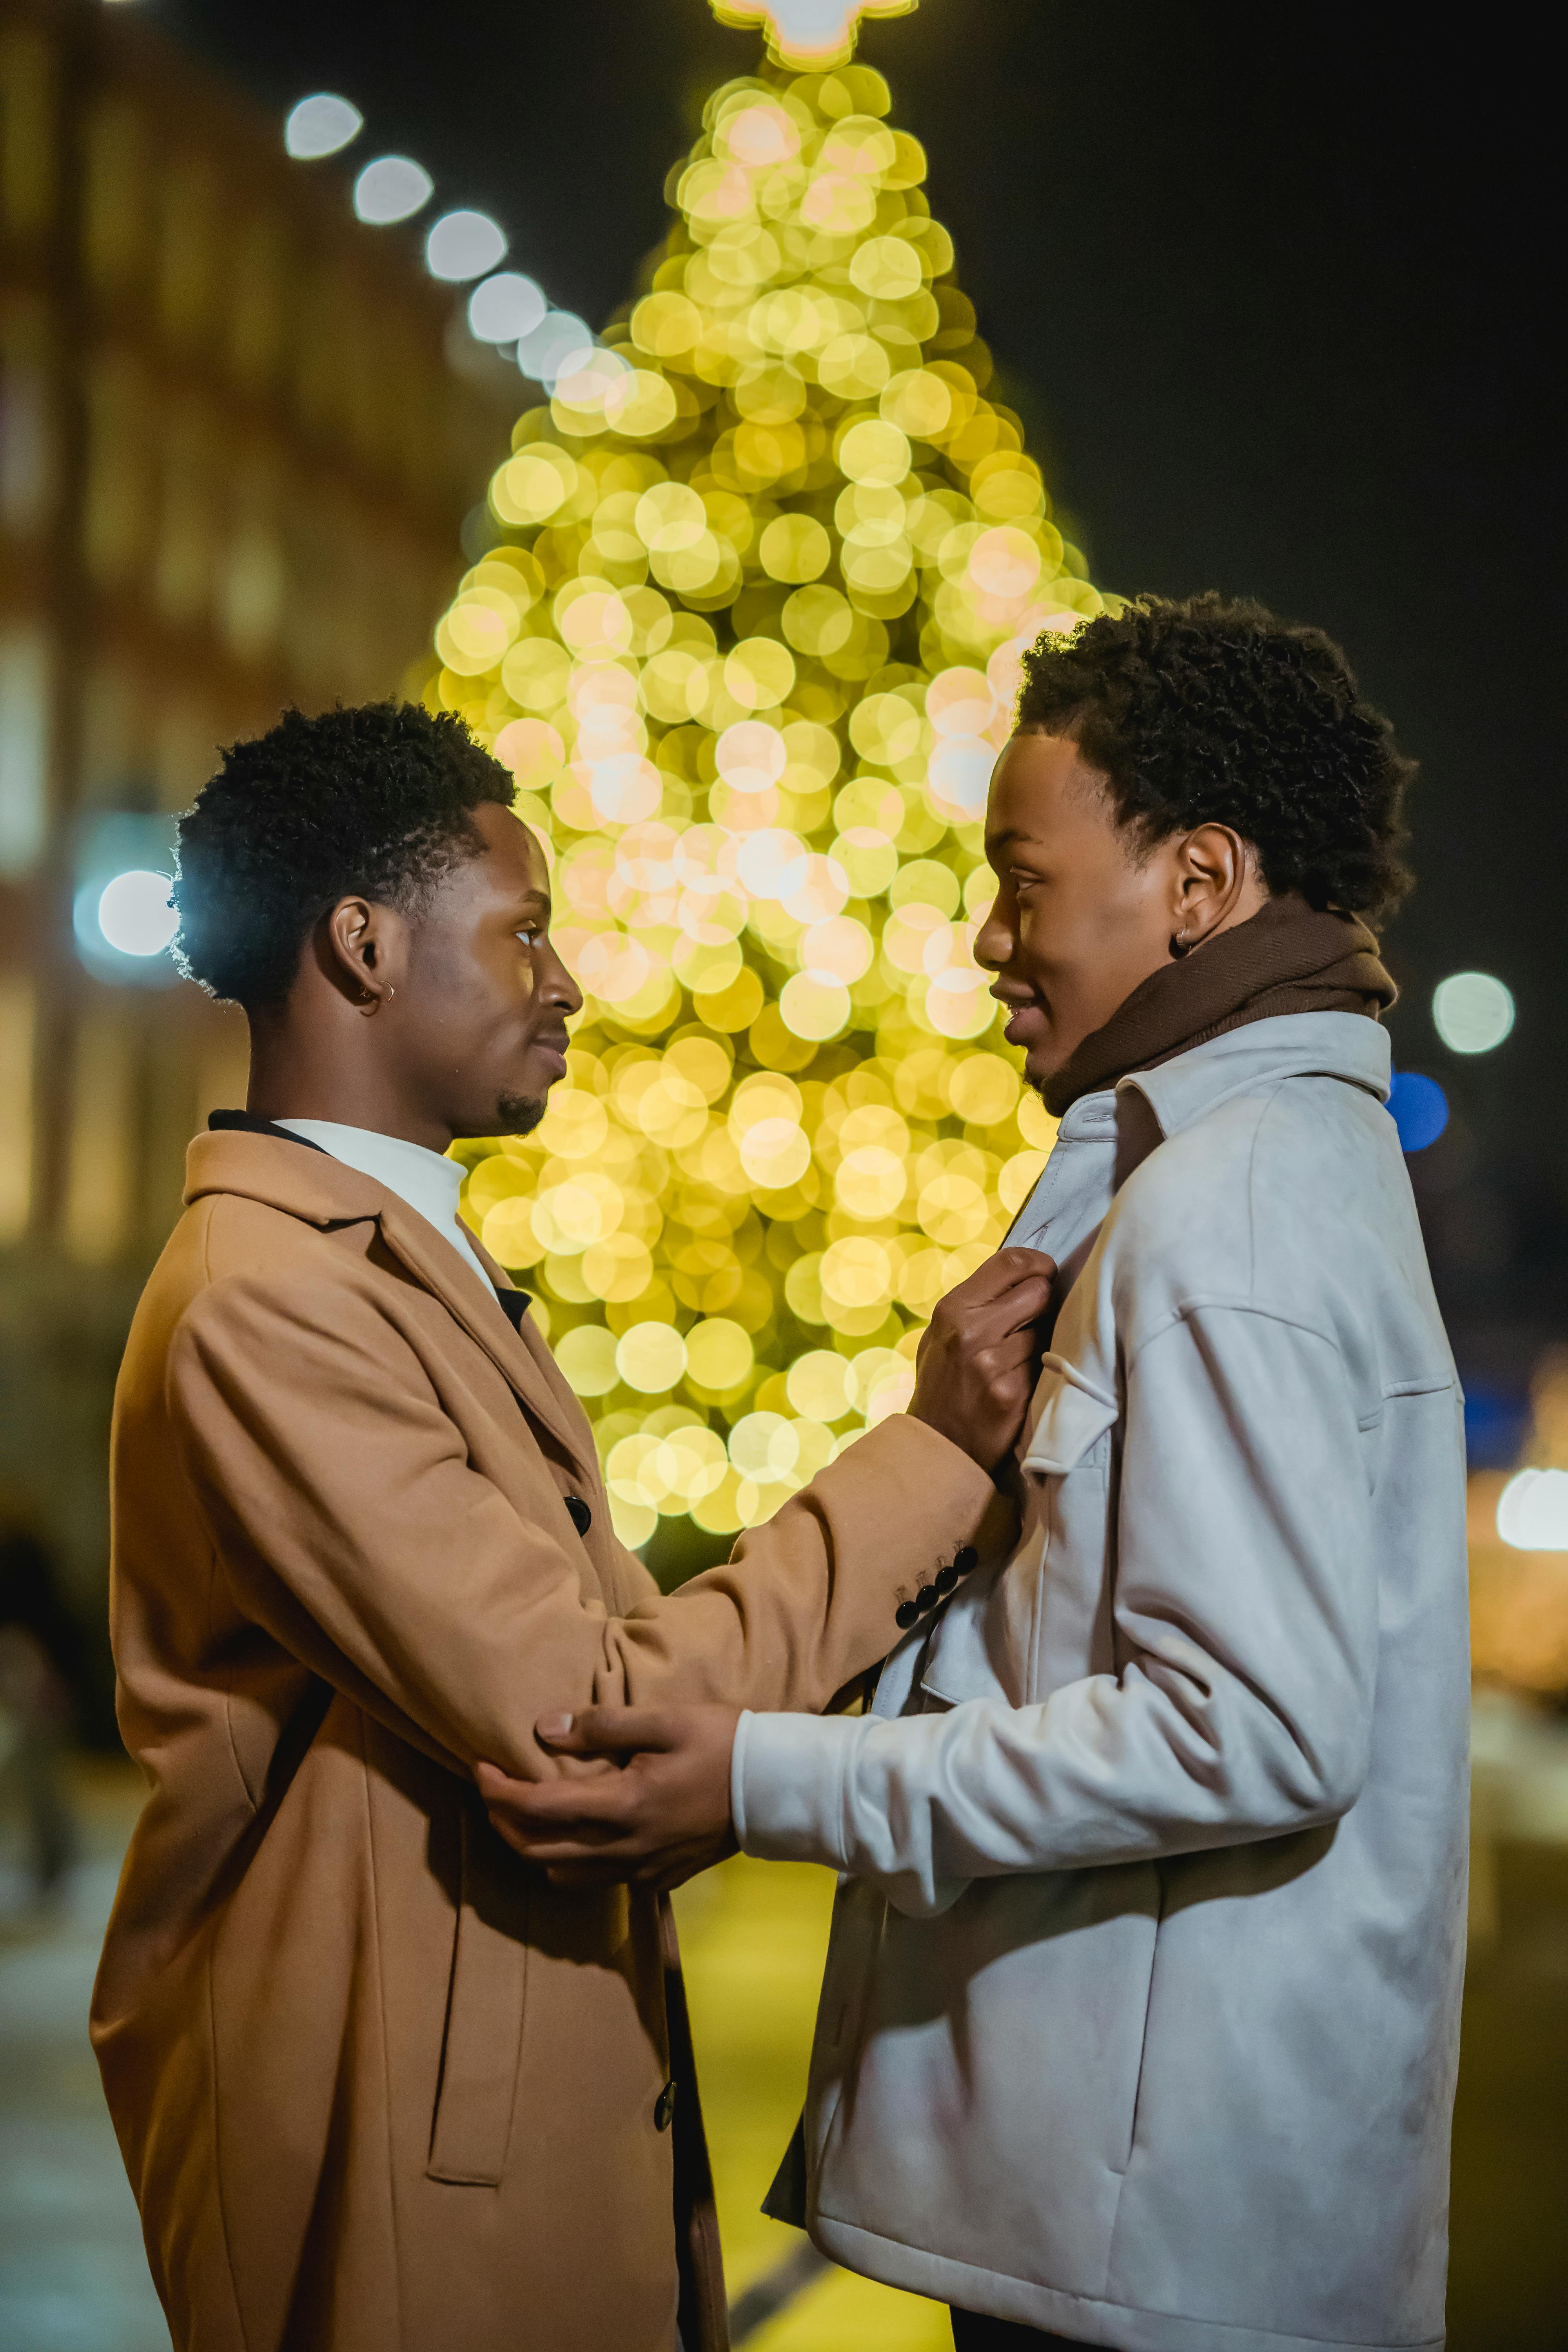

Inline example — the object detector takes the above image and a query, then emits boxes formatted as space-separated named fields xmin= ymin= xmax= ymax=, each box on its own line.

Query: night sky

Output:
xmin=145 ymin=0 xmax=1567 ymax=1398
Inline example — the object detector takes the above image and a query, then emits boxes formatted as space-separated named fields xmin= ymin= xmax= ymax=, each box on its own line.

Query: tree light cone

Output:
xmin=434 ymin=49 xmax=1091 ymax=1548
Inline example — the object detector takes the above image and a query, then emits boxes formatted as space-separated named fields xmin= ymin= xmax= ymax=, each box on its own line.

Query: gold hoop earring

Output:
xmin=358 ymin=984 xmax=394 ymax=1018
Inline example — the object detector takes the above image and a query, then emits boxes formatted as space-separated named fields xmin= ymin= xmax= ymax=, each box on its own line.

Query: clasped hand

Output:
xmin=477 ymin=1245 xmax=1055 ymax=1891
xmin=477 ymin=1704 xmax=742 ymax=1892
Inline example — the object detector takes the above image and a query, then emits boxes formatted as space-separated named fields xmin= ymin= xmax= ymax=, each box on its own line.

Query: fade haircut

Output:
xmin=172 ymin=701 xmax=515 ymax=1009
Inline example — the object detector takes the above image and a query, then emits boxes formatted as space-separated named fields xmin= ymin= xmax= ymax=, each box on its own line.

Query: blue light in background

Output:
xmin=1388 ymin=1069 xmax=1448 ymax=1153
xmin=1462 ymin=1383 xmax=1531 ymax=1470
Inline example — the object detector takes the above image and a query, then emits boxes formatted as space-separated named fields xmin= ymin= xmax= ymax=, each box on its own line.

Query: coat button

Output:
xmin=934 ymin=1563 xmax=958 ymax=1596
xmin=953 ymin=1545 xmax=978 ymax=1574
xmin=565 ymin=1495 xmax=592 ymax=1536
xmin=895 ymin=1599 xmax=919 ymax=1629
xmin=654 ymin=2079 xmax=677 ymax=2132
xmin=916 ymin=1583 xmax=939 ymax=1612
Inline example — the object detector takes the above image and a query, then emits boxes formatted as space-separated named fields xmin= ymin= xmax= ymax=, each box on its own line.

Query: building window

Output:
xmin=83 ymin=96 xmax=151 ymax=295
xmin=62 ymin=1005 xmax=135 ymax=1267
xmin=0 ymin=975 xmax=34 ymax=1242
xmin=0 ymin=621 xmax=50 ymax=878
xmin=0 ymin=25 xmax=56 ymax=243
xmin=152 ymin=695 xmax=216 ymax=813
xmin=229 ymin=212 xmax=289 ymax=394
xmin=157 ymin=153 xmax=221 ymax=350
xmin=154 ymin=398 xmax=218 ymax=631
xmin=84 ymin=347 xmax=154 ymax=587
xmin=220 ymin=444 xmax=285 ymax=666
xmin=0 ymin=299 xmax=56 ymax=537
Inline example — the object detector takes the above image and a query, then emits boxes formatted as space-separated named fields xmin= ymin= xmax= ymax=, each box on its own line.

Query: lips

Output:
xmin=994 ymin=991 xmax=1047 ymax=1048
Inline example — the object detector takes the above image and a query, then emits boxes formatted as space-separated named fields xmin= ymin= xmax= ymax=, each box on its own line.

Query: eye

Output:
xmin=516 ymin=926 xmax=544 ymax=948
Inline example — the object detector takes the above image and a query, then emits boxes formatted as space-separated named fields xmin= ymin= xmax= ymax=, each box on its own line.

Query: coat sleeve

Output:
xmin=165 ymin=1267 xmax=1002 ymax=1782
xmin=732 ymin=1303 xmax=1379 ymax=1916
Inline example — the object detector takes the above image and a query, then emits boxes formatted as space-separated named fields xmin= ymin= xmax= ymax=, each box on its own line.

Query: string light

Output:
xmin=352 ymin=156 xmax=434 ymax=226
xmin=284 ymin=94 xmax=363 ymax=160
xmin=713 ymin=1 xmax=918 ymax=69
xmin=469 ymin=272 xmax=550 ymax=345
xmin=1433 ymin=971 xmax=1514 ymax=1056
xmin=425 ymin=210 xmax=509 ymax=284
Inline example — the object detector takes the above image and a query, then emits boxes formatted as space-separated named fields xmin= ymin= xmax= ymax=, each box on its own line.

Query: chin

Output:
xmin=494 ymin=1092 xmax=546 ymax=1137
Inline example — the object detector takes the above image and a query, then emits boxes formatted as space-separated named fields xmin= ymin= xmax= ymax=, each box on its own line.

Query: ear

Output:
xmin=319 ymin=896 xmax=409 ymax=1011
xmin=1169 ymin=824 xmax=1256 ymax=952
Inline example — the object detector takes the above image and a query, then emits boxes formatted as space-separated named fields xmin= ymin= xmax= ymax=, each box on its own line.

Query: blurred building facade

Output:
xmin=0 ymin=0 xmax=510 ymax=1652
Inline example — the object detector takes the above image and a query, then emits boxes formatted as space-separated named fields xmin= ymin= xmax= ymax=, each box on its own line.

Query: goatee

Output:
xmin=495 ymin=1091 xmax=546 ymax=1136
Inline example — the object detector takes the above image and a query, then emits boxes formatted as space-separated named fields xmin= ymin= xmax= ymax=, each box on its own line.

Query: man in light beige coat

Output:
xmin=91 ymin=702 xmax=1051 ymax=2352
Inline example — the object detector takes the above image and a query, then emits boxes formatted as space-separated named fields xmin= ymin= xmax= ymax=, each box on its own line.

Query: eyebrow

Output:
xmin=985 ymin=827 xmax=1045 ymax=850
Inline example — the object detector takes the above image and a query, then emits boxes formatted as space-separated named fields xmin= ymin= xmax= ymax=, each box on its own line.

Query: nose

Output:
xmin=541 ymin=940 xmax=584 ymax=1019
xmin=973 ymin=894 xmax=1015 ymax=975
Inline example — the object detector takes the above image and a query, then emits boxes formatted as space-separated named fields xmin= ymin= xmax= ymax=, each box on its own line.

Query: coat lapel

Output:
xmin=372 ymin=1203 xmax=596 ymax=1481
xmin=185 ymin=1131 xmax=596 ymax=1481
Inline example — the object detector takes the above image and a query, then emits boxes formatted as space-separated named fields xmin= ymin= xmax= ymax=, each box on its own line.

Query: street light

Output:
xmin=96 ymin=871 xmax=178 ymax=959
xmin=284 ymin=94 xmax=363 ymax=160
xmin=1432 ymin=971 xmax=1514 ymax=1055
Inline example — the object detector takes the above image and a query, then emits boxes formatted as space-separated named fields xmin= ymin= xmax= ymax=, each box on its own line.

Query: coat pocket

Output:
xmin=427 ymin=1801 xmax=529 ymax=2185
xmin=1020 ymin=1352 xmax=1119 ymax=1480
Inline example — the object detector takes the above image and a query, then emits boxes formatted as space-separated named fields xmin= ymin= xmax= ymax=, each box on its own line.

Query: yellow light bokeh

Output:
xmin=438 ymin=47 xmax=1110 ymax=1548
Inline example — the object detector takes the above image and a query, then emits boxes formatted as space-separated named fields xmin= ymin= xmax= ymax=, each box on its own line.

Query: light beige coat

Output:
xmin=91 ymin=1131 xmax=1000 ymax=2352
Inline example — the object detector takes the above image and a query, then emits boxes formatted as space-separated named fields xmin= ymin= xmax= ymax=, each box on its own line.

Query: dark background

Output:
xmin=146 ymin=0 xmax=1566 ymax=1420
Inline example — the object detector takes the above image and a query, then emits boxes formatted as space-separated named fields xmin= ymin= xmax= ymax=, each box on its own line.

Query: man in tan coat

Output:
xmin=91 ymin=702 xmax=1052 ymax=2352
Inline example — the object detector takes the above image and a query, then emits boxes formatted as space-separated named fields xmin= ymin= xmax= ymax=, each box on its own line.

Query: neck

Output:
xmin=245 ymin=1014 xmax=454 ymax=1154
xmin=1040 ymin=896 xmax=1393 ymax=1116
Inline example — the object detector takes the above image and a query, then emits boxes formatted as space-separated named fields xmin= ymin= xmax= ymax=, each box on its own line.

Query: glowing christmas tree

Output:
xmin=431 ymin=8 xmax=1110 ymax=1552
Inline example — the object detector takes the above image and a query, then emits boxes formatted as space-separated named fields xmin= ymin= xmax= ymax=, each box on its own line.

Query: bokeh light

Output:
xmin=437 ymin=54 xmax=1100 ymax=1545
xmin=96 ymin=871 xmax=178 ymax=958
xmin=426 ymin=210 xmax=508 ymax=283
xmin=284 ymin=94 xmax=363 ymax=161
xmin=517 ymin=311 xmax=597 ymax=389
xmin=1497 ymin=1468 xmax=1568 ymax=1552
xmin=1433 ymin=970 xmax=1515 ymax=1056
xmin=713 ymin=2 xmax=918 ymax=69
xmin=353 ymin=156 xmax=433 ymax=226
xmin=469 ymin=272 xmax=549 ymax=345
xmin=1388 ymin=1070 xmax=1449 ymax=1154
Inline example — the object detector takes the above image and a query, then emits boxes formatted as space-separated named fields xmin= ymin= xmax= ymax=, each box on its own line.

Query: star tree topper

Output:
xmin=712 ymin=0 xmax=917 ymax=70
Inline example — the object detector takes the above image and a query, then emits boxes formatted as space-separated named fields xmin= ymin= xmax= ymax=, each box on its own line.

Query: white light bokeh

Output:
xmin=715 ymin=1 xmax=914 ymax=64
xmin=468 ymin=271 xmax=548 ymax=344
xmin=284 ymin=94 xmax=363 ymax=160
xmin=98 ymin=871 xmax=178 ymax=958
xmin=1497 ymin=1468 xmax=1568 ymax=1552
xmin=426 ymin=210 xmax=508 ymax=283
xmin=352 ymin=156 xmax=434 ymax=226
xmin=517 ymin=310 xmax=595 ymax=387
xmin=1433 ymin=969 xmax=1515 ymax=1055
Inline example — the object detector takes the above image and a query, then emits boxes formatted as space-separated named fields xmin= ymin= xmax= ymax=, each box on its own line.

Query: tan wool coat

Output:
xmin=91 ymin=1130 xmax=1001 ymax=2352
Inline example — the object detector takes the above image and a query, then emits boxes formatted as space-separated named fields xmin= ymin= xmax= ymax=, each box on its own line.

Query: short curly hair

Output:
xmin=1015 ymin=593 xmax=1414 ymax=922
xmin=172 ymin=702 xmax=515 ymax=1008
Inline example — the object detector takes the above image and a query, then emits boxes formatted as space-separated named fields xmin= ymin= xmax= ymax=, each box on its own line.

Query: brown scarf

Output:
xmin=1042 ymin=895 xmax=1397 ymax=1115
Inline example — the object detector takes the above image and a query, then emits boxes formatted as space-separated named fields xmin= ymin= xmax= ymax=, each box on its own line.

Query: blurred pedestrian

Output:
xmin=0 ymin=1522 xmax=83 ymax=1906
